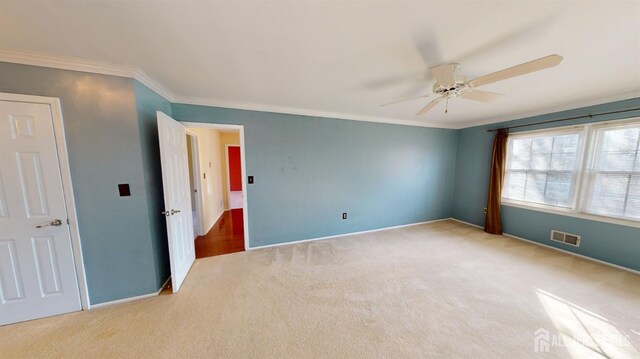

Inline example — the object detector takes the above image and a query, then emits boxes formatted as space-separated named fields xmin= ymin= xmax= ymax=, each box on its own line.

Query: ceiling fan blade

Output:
xmin=415 ymin=97 xmax=443 ymax=116
xmin=430 ymin=64 xmax=457 ymax=88
xmin=469 ymin=54 xmax=563 ymax=88
xmin=380 ymin=93 xmax=430 ymax=107
xmin=461 ymin=90 xmax=504 ymax=103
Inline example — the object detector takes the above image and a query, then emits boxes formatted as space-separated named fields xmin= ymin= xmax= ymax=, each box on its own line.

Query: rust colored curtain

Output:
xmin=484 ymin=129 xmax=508 ymax=234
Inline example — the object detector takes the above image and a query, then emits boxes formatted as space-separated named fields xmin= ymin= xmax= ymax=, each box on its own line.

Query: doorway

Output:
xmin=182 ymin=124 xmax=248 ymax=258
xmin=185 ymin=132 xmax=204 ymax=237
xmin=226 ymin=145 xmax=243 ymax=209
xmin=0 ymin=93 xmax=88 ymax=325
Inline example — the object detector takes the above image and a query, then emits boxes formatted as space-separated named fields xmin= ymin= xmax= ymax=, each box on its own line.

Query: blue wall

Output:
xmin=452 ymin=97 xmax=640 ymax=271
xmin=0 ymin=62 xmax=163 ymax=304
xmin=172 ymin=104 xmax=459 ymax=247
xmin=134 ymin=81 xmax=172 ymax=290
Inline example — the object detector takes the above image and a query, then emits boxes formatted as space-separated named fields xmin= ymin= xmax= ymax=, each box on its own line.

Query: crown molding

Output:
xmin=0 ymin=48 xmax=448 ymax=128
xmin=457 ymin=90 xmax=640 ymax=129
xmin=0 ymin=48 xmax=175 ymax=103
xmin=1 ymin=48 xmax=637 ymax=130
xmin=132 ymin=68 xmax=176 ymax=101
xmin=0 ymin=48 xmax=137 ymax=78
xmin=171 ymin=96 xmax=454 ymax=129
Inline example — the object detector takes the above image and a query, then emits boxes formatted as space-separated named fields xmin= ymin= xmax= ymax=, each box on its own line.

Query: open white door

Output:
xmin=157 ymin=111 xmax=195 ymax=293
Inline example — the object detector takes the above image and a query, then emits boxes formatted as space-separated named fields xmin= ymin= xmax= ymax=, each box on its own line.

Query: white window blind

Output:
xmin=583 ymin=124 xmax=640 ymax=220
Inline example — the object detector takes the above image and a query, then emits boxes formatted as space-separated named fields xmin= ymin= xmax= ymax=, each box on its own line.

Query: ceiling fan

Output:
xmin=381 ymin=54 xmax=563 ymax=116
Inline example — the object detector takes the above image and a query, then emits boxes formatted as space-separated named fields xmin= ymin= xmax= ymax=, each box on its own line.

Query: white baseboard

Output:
xmin=249 ymin=218 xmax=450 ymax=250
xmin=448 ymin=217 xmax=640 ymax=275
xmin=502 ymin=233 xmax=640 ymax=275
xmin=89 ymin=276 xmax=170 ymax=309
xmin=448 ymin=217 xmax=483 ymax=229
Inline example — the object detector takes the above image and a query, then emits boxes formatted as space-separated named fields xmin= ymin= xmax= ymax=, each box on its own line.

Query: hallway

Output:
xmin=195 ymin=209 xmax=245 ymax=258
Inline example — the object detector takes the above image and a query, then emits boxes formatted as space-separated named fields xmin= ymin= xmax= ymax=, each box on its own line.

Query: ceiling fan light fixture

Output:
xmin=385 ymin=54 xmax=563 ymax=117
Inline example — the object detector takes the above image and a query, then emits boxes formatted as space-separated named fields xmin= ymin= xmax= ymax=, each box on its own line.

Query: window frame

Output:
xmin=502 ymin=125 xmax=587 ymax=211
xmin=500 ymin=117 xmax=640 ymax=229
xmin=579 ymin=120 xmax=640 ymax=220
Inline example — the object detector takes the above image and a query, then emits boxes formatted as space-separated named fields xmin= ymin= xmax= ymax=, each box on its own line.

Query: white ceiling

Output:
xmin=1 ymin=0 xmax=639 ymax=128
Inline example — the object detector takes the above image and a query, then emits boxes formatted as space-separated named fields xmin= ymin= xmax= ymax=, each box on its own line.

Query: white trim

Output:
xmin=501 ymin=201 xmax=640 ymax=229
xmin=182 ymin=122 xmax=251 ymax=250
xmin=459 ymin=90 xmax=640 ymax=129
xmin=173 ymin=96 xmax=452 ymax=129
xmin=3 ymin=48 xmax=638 ymax=130
xmin=184 ymin=130 xmax=205 ymax=236
xmin=249 ymin=218 xmax=450 ymax=250
xmin=448 ymin=217 xmax=483 ymax=229
xmin=448 ymin=217 xmax=639 ymax=275
xmin=90 ymin=276 xmax=170 ymax=309
xmin=0 ymin=48 xmax=175 ymax=104
xmin=502 ymin=233 xmax=640 ymax=276
xmin=0 ymin=92 xmax=91 ymax=310
xmin=132 ymin=69 xmax=175 ymax=101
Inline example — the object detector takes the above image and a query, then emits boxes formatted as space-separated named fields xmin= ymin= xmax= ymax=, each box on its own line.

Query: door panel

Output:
xmin=0 ymin=239 xmax=24 ymax=302
xmin=16 ymin=152 xmax=50 ymax=217
xmin=0 ymin=100 xmax=81 ymax=326
xmin=31 ymin=235 xmax=63 ymax=296
xmin=157 ymin=111 xmax=194 ymax=293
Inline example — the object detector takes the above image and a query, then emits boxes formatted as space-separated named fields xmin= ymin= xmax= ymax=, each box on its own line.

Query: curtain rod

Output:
xmin=486 ymin=107 xmax=640 ymax=132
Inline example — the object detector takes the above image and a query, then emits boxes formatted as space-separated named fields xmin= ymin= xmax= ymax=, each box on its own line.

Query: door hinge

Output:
xmin=67 ymin=218 xmax=70 ymax=225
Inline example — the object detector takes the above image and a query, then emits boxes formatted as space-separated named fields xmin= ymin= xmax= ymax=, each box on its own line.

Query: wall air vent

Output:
xmin=550 ymin=230 xmax=581 ymax=247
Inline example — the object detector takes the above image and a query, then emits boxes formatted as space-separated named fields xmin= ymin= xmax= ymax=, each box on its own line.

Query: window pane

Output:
xmin=552 ymin=134 xmax=579 ymax=154
xmin=512 ymin=138 xmax=532 ymax=155
xmin=596 ymin=127 xmax=639 ymax=171
xmin=511 ymin=155 xmax=530 ymax=170
xmin=504 ymin=172 xmax=526 ymax=201
xmin=531 ymin=154 xmax=551 ymax=170
xmin=545 ymin=172 xmax=573 ymax=206
xmin=588 ymin=174 xmax=628 ymax=217
xmin=585 ymin=124 xmax=640 ymax=221
xmin=601 ymin=127 xmax=639 ymax=152
xmin=504 ymin=132 xmax=581 ymax=209
xmin=550 ymin=153 xmax=576 ymax=170
xmin=597 ymin=151 xmax=636 ymax=171
xmin=531 ymin=137 xmax=552 ymax=154
xmin=524 ymin=172 xmax=547 ymax=203
xmin=626 ymin=176 xmax=640 ymax=219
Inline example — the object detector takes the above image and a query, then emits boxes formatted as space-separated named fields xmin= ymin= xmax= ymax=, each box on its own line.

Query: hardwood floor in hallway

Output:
xmin=195 ymin=209 xmax=244 ymax=258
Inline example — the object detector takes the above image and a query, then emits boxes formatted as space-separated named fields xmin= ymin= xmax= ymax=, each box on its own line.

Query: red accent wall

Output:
xmin=228 ymin=146 xmax=242 ymax=191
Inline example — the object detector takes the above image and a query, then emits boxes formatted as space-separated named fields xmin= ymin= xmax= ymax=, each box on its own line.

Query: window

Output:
xmin=503 ymin=130 xmax=584 ymax=208
xmin=502 ymin=118 xmax=640 ymax=225
xmin=583 ymin=124 xmax=640 ymax=220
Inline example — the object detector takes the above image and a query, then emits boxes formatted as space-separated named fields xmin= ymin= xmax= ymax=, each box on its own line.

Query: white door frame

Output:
xmin=184 ymin=130 xmax=205 ymax=236
xmin=0 ymin=92 xmax=90 ymax=310
xmin=225 ymin=144 xmax=242 ymax=210
xmin=183 ymin=122 xmax=250 ymax=250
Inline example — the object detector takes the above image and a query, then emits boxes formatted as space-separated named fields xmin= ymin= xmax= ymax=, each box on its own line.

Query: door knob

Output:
xmin=36 ymin=219 xmax=64 ymax=228
xmin=170 ymin=209 xmax=181 ymax=215
xmin=161 ymin=211 xmax=170 ymax=217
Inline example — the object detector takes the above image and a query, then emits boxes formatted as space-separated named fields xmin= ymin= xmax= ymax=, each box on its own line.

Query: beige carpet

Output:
xmin=2 ymin=220 xmax=639 ymax=358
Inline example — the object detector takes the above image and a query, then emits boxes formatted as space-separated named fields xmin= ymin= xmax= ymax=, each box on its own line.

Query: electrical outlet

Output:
xmin=342 ymin=212 xmax=347 ymax=220
xmin=483 ymin=208 xmax=487 ymax=214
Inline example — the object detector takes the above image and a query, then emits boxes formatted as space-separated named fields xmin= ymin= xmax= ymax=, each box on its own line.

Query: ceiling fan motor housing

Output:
xmin=433 ymin=74 xmax=468 ymax=97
